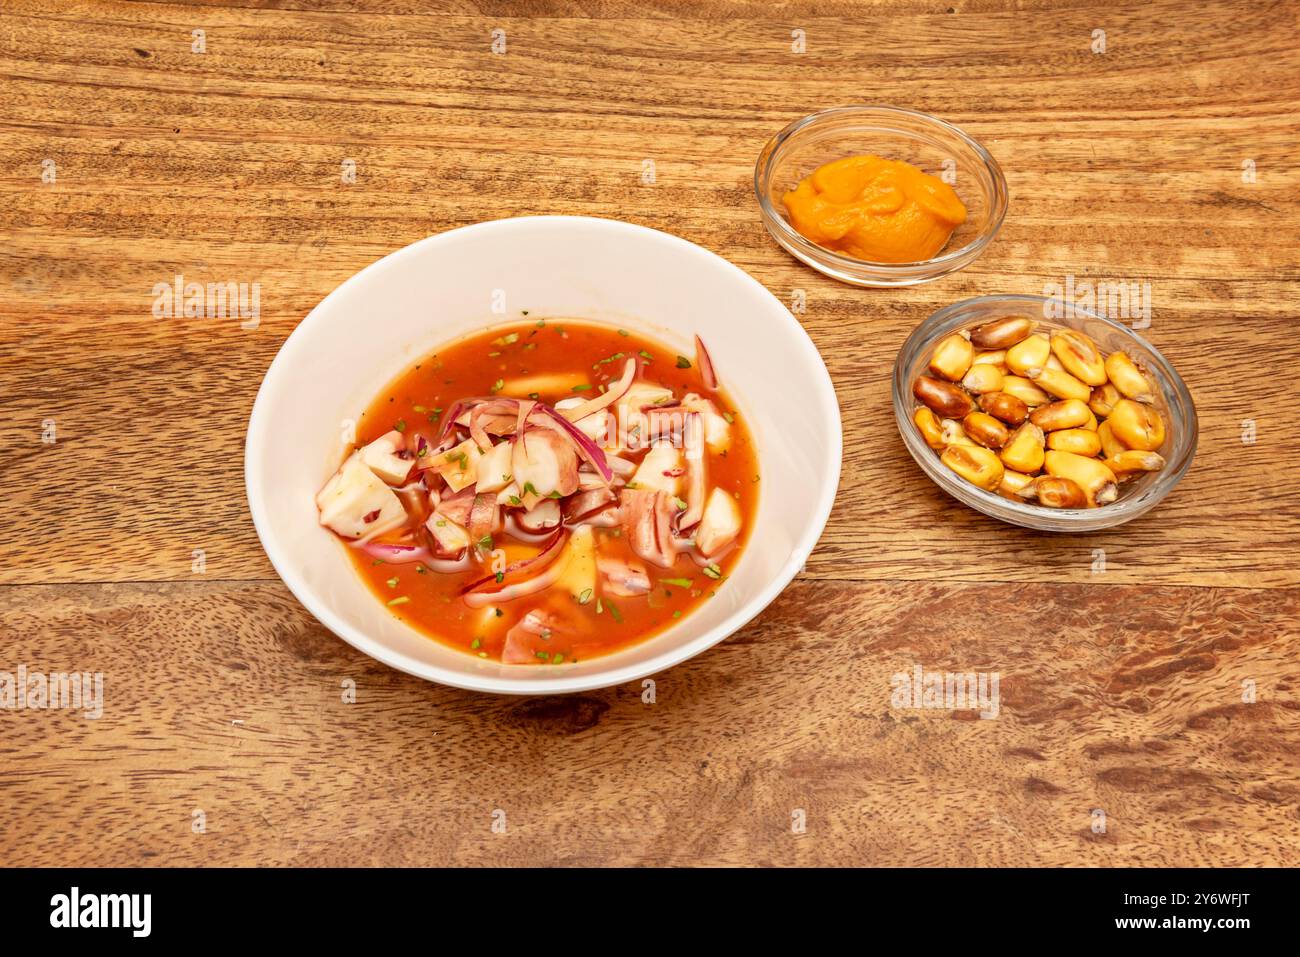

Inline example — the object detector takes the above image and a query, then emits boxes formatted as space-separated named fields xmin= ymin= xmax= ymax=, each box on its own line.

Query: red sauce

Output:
xmin=343 ymin=318 xmax=760 ymax=665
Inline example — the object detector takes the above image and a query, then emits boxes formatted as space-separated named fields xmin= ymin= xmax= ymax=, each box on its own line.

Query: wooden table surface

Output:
xmin=2 ymin=0 xmax=1298 ymax=867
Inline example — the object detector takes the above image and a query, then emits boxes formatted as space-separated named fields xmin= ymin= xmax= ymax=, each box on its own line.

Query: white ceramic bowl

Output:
xmin=246 ymin=216 xmax=842 ymax=693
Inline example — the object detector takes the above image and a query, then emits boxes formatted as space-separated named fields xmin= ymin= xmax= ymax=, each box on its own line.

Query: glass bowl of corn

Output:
xmin=892 ymin=294 xmax=1198 ymax=531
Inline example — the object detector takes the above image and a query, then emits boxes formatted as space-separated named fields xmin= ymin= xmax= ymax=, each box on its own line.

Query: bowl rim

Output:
xmin=754 ymin=104 xmax=1009 ymax=272
xmin=892 ymin=293 xmax=1198 ymax=531
xmin=245 ymin=215 xmax=843 ymax=694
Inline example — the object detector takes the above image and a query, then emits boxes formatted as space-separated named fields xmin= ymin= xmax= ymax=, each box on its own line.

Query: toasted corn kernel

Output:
xmin=1089 ymin=383 xmax=1122 ymax=419
xmin=1006 ymin=333 xmax=1051 ymax=377
xmin=970 ymin=315 xmax=1035 ymax=350
xmin=972 ymin=349 xmax=1008 ymax=372
xmin=961 ymin=364 xmax=1005 ymax=395
xmin=1032 ymin=476 xmax=1088 ymax=509
xmin=977 ymin=391 xmax=1029 ymax=426
xmin=1046 ymin=428 xmax=1102 ymax=457
xmin=1032 ymin=367 xmax=1092 ymax=402
xmin=941 ymin=444 xmax=1005 ymax=491
xmin=1001 ymin=376 xmax=1051 ymax=407
xmin=1029 ymin=398 xmax=1091 ymax=432
xmin=929 ymin=332 xmax=974 ymax=381
xmin=913 ymin=376 xmax=974 ymax=418
xmin=1050 ymin=329 xmax=1108 ymax=386
xmin=1044 ymin=450 xmax=1117 ymax=506
xmin=1081 ymin=409 xmax=1098 ymax=430
xmin=913 ymin=407 xmax=945 ymax=450
xmin=1105 ymin=351 xmax=1156 ymax=403
xmin=999 ymin=469 xmax=1035 ymax=498
xmin=1108 ymin=399 xmax=1166 ymax=451
xmin=1000 ymin=422 xmax=1046 ymax=474
xmin=940 ymin=418 xmax=976 ymax=447
xmin=1103 ymin=449 xmax=1166 ymax=480
xmin=1098 ymin=420 xmax=1127 ymax=459
xmin=963 ymin=411 xmax=1010 ymax=450
xmin=1044 ymin=352 xmax=1065 ymax=372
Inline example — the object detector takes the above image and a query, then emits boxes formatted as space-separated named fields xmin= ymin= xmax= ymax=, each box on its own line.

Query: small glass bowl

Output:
xmin=754 ymin=105 xmax=1008 ymax=287
xmin=892 ymin=295 xmax=1198 ymax=531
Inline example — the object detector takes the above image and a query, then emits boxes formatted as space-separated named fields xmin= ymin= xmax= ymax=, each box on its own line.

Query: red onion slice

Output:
xmin=560 ymin=357 xmax=637 ymax=423
xmin=605 ymin=454 xmax=637 ymax=478
xmin=465 ymin=559 xmax=568 ymax=608
xmin=469 ymin=398 xmax=520 ymax=451
xmin=536 ymin=405 xmax=613 ymax=483
xmin=695 ymin=334 xmax=718 ymax=391
xmin=410 ymin=431 xmax=436 ymax=470
xmin=355 ymin=541 xmax=432 ymax=564
xmin=459 ymin=526 xmax=567 ymax=597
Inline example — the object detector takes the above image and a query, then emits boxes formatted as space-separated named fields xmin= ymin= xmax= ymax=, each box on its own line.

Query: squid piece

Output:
xmin=681 ymin=393 xmax=731 ymax=453
xmin=359 ymin=430 xmax=414 ymax=485
xmin=502 ymin=610 xmax=565 ymax=664
xmin=425 ymin=512 xmax=471 ymax=558
xmin=518 ymin=498 xmax=561 ymax=532
xmin=630 ymin=440 xmax=683 ymax=496
xmin=475 ymin=440 xmax=514 ymax=493
xmin=678 ymin=412 xmax=706 ymax=531
xmin=511 ymin=428 xmax=580 ymax=505
xmin=432 ymin=437 xmax=483 ymax=493
xmin=316 ymin=452 xmax=407 ymax=541
xmin=598 ymin=553 xmax=651 ymax=597
xmin=621 ymin=488 xmax=678 ymax=569
xmin=695 ymin=488 xmax=742 ymax=558
xmin=563 ymin=486 xmax=617 ymax=523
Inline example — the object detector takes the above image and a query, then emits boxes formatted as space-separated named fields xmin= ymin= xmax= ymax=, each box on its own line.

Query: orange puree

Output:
xmin=782 ymin=155 xmax=967 ymax=263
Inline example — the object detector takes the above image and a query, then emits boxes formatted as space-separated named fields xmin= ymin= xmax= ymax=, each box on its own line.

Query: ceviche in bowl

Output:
xmin=246 ymin=216 xmax=840 ymax=693
xmin=321 ymin=321 xmax=757 ymax=665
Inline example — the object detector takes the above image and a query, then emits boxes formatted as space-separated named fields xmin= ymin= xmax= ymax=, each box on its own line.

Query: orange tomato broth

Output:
xmin=346 ymin=318 xmax=760 ymax=665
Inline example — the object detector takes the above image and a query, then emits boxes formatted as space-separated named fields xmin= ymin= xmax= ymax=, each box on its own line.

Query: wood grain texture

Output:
xmin=0 ymin=0 xmax=1297 ymax=866
xmin=2 ymin=579 xmax=1296 ymax=866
